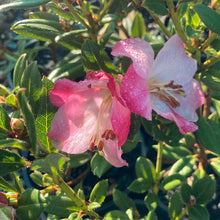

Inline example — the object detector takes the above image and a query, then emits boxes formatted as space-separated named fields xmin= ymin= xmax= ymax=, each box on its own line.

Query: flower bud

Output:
xmin=10 ymin=118 xmax=26 ymax=137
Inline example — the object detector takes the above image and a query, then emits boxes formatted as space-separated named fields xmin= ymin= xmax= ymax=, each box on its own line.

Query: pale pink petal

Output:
xmin=111 ymin=97 xmax=130 ymax=146
xmin=173 ymin=79 xmax=205 ymax=121
xmin=103 ymin=139 xmax=128 ymax=167
xmin=120 ymin=64 xmax=152 ymax=120
xmin=50 ymin=78 xmax=98 ymax=107
xmin=150 ymin=35 xmax=197 ymax=84
xmin=111 ymin=38 xmax=154 ymax=79
xmin=151 ymin=95 xmax=198 ymax=134
xmin=48 ymin=88 xmax=106 ymax=153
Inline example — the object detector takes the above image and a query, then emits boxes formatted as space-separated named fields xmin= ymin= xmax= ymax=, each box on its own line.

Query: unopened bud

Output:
xmin=10 ymin=118 xmax=26 ymax=137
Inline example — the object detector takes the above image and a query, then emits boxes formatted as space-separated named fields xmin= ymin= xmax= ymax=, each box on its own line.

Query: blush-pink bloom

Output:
xmin=47 ymin=71 xmax=130 ymax=167
xmin=112 ymin=35 xmax=205 ymax=134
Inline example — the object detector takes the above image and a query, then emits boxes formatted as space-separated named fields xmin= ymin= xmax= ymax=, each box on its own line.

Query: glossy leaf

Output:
xmin=192 ymin=175 xmax=216 ymax=204
xmin=194 ymin=4 xmax=220 ymax=34
xmin=104 ymin=210 xmax=130 ymax=220
xmin=0 ymin=176 xmax=18 ymax=193
xmin=35 ymin=78 xmax=56 ymax=152
xmin=0 ymin=0 xmax=51 ymax=11
xmin=180 ymin=183 xmax=193 ymax=204
xmin=0 ymin=106 xmax=11 ymax=131
xmin=31 ymin=153 xmax=66 ymax=176
xmin=135 ymin=157 xmax=156 ymax=184
xmin=17 ymin=90 xmax=37 ymax=152
xmin=90 ymin=152 xmax=111 ymax=178
xmin=17 ymin=189 xmax=47 ymax=220
xmin=144 ymin=193 xmax=158 ymax=211
xmin=161 ymin=174 xmax=186 ymax=190
xmin=13 ymin=53 xmax=27 ymax=88
xmin=0 ymin=138 xmax=28 ymax=150
xmin=66 ymin=153 xmax=91 ymax=169
xmin=20 ymin=61 xmax=42 ymax=113
xmin=189 ymin=205 xmax=209 ymax=220
xmin=168 ymin=192 xmax=182 ymax=219
xmin=196 ymin=118 xmax=220 ymax=155
xmin=146 ymin=210 xmax=158 ymax=220
xmin=210 ymin=159 xmax=220 ymax=177
xmin=127 ymin=178 xmax=151 ymax=193
xmin=45 ymin=193 xmax=80 ymax=218
xmin=143 ymin=0 xmax=168 ymax=15
xmin=153 ymin=143 xmax=191 ymax=162
xmin=131 ymin=12 xmax=145 ymax=39
xmin=113 ymin=189 xmax=136 ymax=212
xmin=169 ymin=155 xmax=196 ymax=177
xmin=0 ymin=149 xmax=26 ymax=176
xmin=90 ymin=179 xmax=108 ymax=205
xmin=81 ymin=40 xmax=117 ymax=74
xmin=11 ymin=19 xmax=63 ymax=42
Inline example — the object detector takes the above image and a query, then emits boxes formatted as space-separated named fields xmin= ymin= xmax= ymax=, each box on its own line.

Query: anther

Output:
xmin=89 ymin=142 xmax=95 ymax=152
xmin=168 ymin=96 xmax=180 ymax=108
xmin=97 ymin=140 xmax=104 ymax=151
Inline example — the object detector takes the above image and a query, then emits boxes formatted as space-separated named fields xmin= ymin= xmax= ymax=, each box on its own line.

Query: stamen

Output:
xmin=101 ymin=129 xmax=116 ymax=140
xmin=97 ymin=140 xmax=104 ymax=151
xmin=89 ymin=142 xmax=95 ymax=152
xmin=168 ymin=96 xmax=180 ymax=108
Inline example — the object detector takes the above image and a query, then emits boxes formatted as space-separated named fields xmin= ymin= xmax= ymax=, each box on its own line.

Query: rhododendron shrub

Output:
xmin=0 ymin=0 xmax=220 ymax=219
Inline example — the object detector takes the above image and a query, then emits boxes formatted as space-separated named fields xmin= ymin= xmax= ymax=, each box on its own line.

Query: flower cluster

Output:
xmin=48 ymin=35 xmax=204 ymax=167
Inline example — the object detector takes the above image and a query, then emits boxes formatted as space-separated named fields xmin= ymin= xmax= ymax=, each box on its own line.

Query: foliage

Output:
xmin=0 ymin=0 xmax=220 ymax=219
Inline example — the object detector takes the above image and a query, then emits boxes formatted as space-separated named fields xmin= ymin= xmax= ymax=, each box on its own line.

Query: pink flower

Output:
xmin=112 ymin=35 xmax=205 ymax=134
xmin=47 ymin=71 xmax=130 ymax=167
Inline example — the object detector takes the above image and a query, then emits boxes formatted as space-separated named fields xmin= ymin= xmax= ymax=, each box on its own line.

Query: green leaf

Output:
xmin=135 ymin=157 xmax=156 ymax=184
xmin=192 ymin=175 xmax=216 ymax=204
xmin=201 ymin=63 xmax=220 ymax=91
xmin=29 ymin=12 xmax=59 ymax=22
xmin=144 ymin=193 xmax=158 ymax=211
xmin=0 ymin=149 xmax=26 ymax=176
xmin=5 ymin=94 xmax=17 ymax=108
xmin=0 ymin=106 xmax=11 ymax=131
xmin=31 ymin=153 xmax=66 ymax=175
xmin=0 ymin=138 xmax=28 ymax=150
xmin=188 ymin=205 xmax=209 ymax=220
xmin=146 ymin=210 xmax=158 ymax=220
xmin=45 ymin=193 xmax=80 ymax=218
xmin=131 ymin=12 xmax=145 ymax=38
xmin=87 ymin=202 xmax=101 ymax=210
xmin=11 ymin=19 xmax=63 ymax=42
xmin=210 ymin=159 xmax=220 ymax=177
xmin=35 ymin=77 xmax=56 ymax=152
xmin=13 ymin=53 xmax=27 ymax=87
xmin=0 ymin=176 xmax=18 ymax=193
xmin=128 ymin=178 xmax=151 ymax=193
xmin=17 ymin=90 xmax=37 ymax=152
xmin=47 ymin=2 xmax=76 ymax=20
xmin=81 ymin=40 xmax=117 ymax=74
xmin=17 ymin=189 xmax=47 ymax=220
xmin=104 ymin=210 xmax=130 ymax=220
xmin=55 ymin=30 xmax=85 ymax=50
xmin=90 ymin=179 xmax=108 ymax=205
xmin=48 ymin=51 xmax=85 ymax=82
xmin=180 ymin=183 xmax=193 ymax=204
xmin=169 ymin=155 xmax=196 ymax=177
xmin=143 ymin=0 xmax=168 ymax=15
xmin=90 ymin=152 xmax=111 ymax=178
xmin=161 ymin=174 xmax=186 ymax=190
xmin=30 ymin=171 xmax=44 ymax=187
xmin=194 ymin=4 xmax=220 ymax=34
xmin=100 ymin=22 xmax=117 ymax=47
xmin=186 ymin=8 xmax=200 ymax=28
xmin=168 ymin=192 xmax=182 ymax=219
xmin=113 ymin=189 xmax=136 ymax=212
xmin=153 ymin=143 xmax=191 ymax=162
xmin=66 ymin=153 xmax=91 ymax=169
xmin=20 ymin=62 xmax=42 ymax=113
xmin=196 ymin=118 xmax=220 ymax=155
xmin=0 ymin=0 xmax=51 ymax=11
